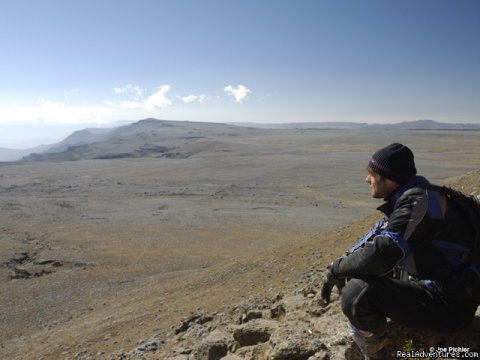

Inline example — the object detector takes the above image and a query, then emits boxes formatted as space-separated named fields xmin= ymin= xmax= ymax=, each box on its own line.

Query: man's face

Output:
xmin=365 ymin=170 xmax=398 ymax=199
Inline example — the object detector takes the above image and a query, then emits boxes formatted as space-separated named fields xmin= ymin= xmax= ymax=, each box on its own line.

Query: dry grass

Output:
xmin=0 ymin=129 xmax=479 ymax=359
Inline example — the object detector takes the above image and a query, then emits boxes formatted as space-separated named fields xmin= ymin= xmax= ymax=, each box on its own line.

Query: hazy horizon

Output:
xmin=2 ymin=118 xmax=480 ymax=150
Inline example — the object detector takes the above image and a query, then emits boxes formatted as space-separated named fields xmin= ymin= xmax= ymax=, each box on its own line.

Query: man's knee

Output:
xmin=341 ymin=278 xmax=370 ymax=320
xmin=341 ymin=277 xmax=388 ymax=332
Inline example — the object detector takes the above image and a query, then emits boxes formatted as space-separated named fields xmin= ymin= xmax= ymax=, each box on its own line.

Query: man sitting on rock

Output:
xmin=321 ymin=143 xmax=479 ymax=359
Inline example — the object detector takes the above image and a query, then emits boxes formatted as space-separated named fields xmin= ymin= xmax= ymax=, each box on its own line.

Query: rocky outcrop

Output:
xmin=103 ymin=268 xmax=480 ymax=360
xmin=5 ymin=251 xmax=64 ymax=279
xmin=156 ymin=292 xmax=349 ymax=360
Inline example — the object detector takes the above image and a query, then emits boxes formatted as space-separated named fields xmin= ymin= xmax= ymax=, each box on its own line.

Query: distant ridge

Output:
xmin=229 ymin=121 xmax=368 ymax=129
xmin=0 ymin=144 xmax=51 ymax=162
xmin=230 ymin=119 xmax=480 ymax=130
xmin=20 ymin=118 xmax=252 ymax=162
xmin=44 ymin=128 xmax=115 ymax=154
xmin=1 ymin=118 xmax=479 ymax=162
xmin=367 ymin=119 xmax=480 ymax=130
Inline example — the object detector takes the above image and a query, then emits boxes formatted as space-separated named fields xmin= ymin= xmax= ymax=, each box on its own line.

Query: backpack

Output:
xmin=345 ymin=183 xmax=480 ymax=301
xmin=424 ymin=184 xmax=480 ymax=302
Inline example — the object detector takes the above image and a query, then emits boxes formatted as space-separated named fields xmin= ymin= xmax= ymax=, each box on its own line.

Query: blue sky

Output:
xmin=1 ymin=0 xmax=479 ymax=147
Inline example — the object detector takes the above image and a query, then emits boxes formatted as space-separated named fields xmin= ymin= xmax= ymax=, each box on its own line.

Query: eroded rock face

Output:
xmin=267 ymin=320 xmax=327 ymax=360
xmin=5 ymin=251 xmax=66 ymax=279
xmin=191 ymin=330 xmax=233 ymax=360
xmin=232 ymin=319 xmax=279 ymax=347
xmin=125 ymin=287 xmax=355 ymax=360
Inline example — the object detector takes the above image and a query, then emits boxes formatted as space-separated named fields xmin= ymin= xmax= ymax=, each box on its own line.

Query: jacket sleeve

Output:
xmin=331 ymin=187 xmax=429 ymax=278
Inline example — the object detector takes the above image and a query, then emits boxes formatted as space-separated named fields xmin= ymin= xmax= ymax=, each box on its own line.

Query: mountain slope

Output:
xmin=44 ymin=128 xmax=114 ymax=154
xmin=21 ymin=118 xmax=258 ymax=161
xmin=19 ymin=118 xmax=480 ymax=162
xmin=0 ymin=144 xmax=51 ymax=162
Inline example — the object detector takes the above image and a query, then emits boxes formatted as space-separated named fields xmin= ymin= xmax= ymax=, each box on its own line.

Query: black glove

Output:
xmin=320 ymin=264 xmax=345 ymax=304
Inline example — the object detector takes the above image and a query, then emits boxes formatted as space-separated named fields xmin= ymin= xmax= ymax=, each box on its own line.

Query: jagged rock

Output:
xmin=232 ymin=319 xmax=279 ymax=347
xmin=269 ymin=304 xmax=286 ymax=320
xmin=175 ymin=312 xmax=214 ymax=334
xmin=108 ymin=349 xmax=126 ymax=359
xmin=175 ymin=315 xmax=199 ymax=334
xmin=220 ymin=354 xmax=244 ymax=360
xmin=166 ymin=356 xmax=190 ymax=360
xmin=192 ymin=329 xmax=234 ymax=360
xmin=239 ymin=310 xmax=263 ymax=324
xmin=279 ymin=294 xmax=306 ymax=313
xmin=307 ymin=351 xmax=330 ymax=360
xmin=175 ymin=346 xmax=193 ymax=355
xmin=198 ymin=313 xmax=215 ymax=324
xmin=6 ymin=251 xmax=66 ymax=280
xmin=124 ymin=335 xmax=164 ymax=358
xmin=12 ymin=252 xmax=31 ymax=263
xmin=185 ymin=323 xmax=209 ymax=338
xmin=34 ymin=259 xmax=63 ymax=267
xmin=139 ymin=339 xmax=160 ymax=352
xmin=268 ymin=321 xmax=327 ymax=360
xmin=10 ymin=268 xmax=32 ymax=279
xmin=234 ymin=342 xmax=271 ymax=359
xmin=120 ymin=269 xmax=480 ymax=360
xmin=309 ymin=311 xmax=348 ymax=338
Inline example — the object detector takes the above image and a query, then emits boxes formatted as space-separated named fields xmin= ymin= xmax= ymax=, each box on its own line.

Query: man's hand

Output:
xmin=320 ymin=265 xmax=345 ymax=304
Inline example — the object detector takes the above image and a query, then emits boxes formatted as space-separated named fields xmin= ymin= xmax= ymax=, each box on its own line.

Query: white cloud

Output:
xmin=224 ymin=84 xmax=251 ymax=103
xmin=105 ymin=84 xmax=173 ymax=111
xmin=113 ymin=84 xmax=144 ymax=98
xmin=0 ymin=84 xmax=172 ymax=127
xmin=0 ymin=83 xmax=204 ymax=127
xmin=143 ymin=85 xmax=172 ymax=110
xmin=104 ymin=100 xmax=142 ymax=110
xmin=103 ymin=100 xmax=116 ymax=107
xmin=182 ymin=94 xmax=207 ymax=104
xmin=120 ymin=101 xmax=143 ymax=110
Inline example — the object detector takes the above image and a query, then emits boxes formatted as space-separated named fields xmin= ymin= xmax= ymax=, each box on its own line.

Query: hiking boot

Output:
xmin=348 ymin=322 xmax=389 ymax=360
xmin=364 ymin=346 xmax=388 ymax=360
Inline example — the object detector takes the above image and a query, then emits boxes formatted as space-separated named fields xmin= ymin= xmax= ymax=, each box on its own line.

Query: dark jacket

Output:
xmin=331 ymin=176 xmax=477 ymax=300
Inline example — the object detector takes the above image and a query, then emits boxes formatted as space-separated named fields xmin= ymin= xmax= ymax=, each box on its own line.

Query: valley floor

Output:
xmin=1 ymin=130 xmax=479 ymax=359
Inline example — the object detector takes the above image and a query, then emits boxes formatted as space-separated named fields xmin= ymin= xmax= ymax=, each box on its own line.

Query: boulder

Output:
xmin=232 ymin=319 xmax=279 ymax=347
xmin=234 ymin=342 xmax=271 ymax=360
xmin=268 ymin=321 xmax=326 ymax=360
xmin=192 ymin=329 xmax=234 ymax=360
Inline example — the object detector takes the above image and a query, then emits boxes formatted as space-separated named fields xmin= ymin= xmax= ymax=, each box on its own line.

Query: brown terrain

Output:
xmin=0 ymin=120 xmax=479 ymax=359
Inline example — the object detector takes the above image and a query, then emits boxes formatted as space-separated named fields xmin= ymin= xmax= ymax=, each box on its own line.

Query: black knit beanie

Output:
xmin=368 ymin=143 xmax=417 ymax=183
